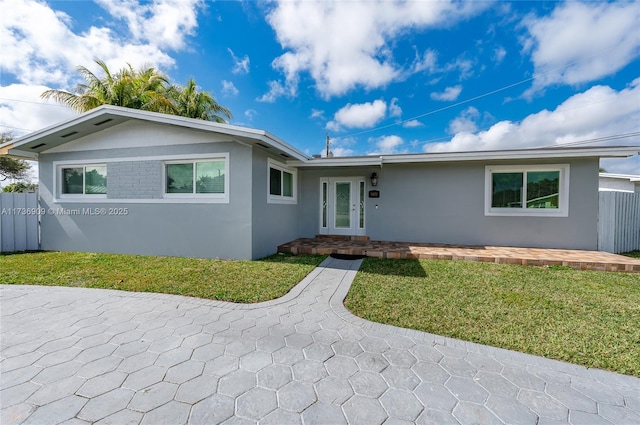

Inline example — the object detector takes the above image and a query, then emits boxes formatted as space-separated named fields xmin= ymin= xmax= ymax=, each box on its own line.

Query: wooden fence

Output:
xmin=598 ymin=191 xmax=640 ymax=254
xmin=0 ymin=192 xmax=40 ymax=253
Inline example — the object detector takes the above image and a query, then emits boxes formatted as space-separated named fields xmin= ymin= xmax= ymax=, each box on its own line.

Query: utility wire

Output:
xmin=545 ymin=132 xmax=640 ymax=148
xmin=339 ymin=42 xmax=636 ymax=139
xmin=343 ymin=76 xmax=535 ymax=138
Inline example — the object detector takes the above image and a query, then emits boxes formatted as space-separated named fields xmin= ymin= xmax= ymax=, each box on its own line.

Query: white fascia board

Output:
xmin=9 ymin=105 xmax=310 ymax=161
xmin=259 ymin=132 xmax=309 ymax=161
xmin=289 ymin=157 xmax=383 ymax=167
xmin=97 ymin=107 xmax=309 ymax=160
xmin=5 ymin=149 xmax=39 ymax=159
xmin=9 ymin=108 xmax=104 ymax=148
xmin=599 ymin=173 xmax=640 ymax=181
xmin=380 ymin=147 xmax=640 ymax=163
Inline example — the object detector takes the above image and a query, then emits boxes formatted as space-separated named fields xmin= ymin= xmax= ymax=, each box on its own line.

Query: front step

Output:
xmin=315 ymin=235 xmax=370 ymax=242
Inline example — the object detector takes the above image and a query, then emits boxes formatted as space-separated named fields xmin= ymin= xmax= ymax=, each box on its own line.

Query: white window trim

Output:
xmin=267 ymin=158 xmax=297 ymax=204
xmin=55 ymin=163 xmax=107 ymax=200
xmin=484 ymin=164 xmax=570 ymax=217
xmin=53 ymin=154 xmax=230 ymax=204
xmin=163 ymin=154 xmax=229 ymax=202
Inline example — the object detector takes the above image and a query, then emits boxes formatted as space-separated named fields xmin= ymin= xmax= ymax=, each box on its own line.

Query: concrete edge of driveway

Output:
xmin=4 ymin=256 xmax=639 ymax=390
xmin=0 ymin=256 xmax=332 ymax=312
xmin=325 ymin=258 xmax=640 ymax=390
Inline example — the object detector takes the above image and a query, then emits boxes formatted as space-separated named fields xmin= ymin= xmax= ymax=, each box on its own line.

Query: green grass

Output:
xmin=0 ymin=251 xmax=325 ymax=303
xmin=623 ymin=250 xmax=640 ymax=259
xmin=345 ymin=258 xmax=640 ymax=377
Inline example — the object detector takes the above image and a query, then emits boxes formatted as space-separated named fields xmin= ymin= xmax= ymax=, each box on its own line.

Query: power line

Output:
xmin=546 ymin=132 xmax=640 ymax=148
xmin=0 ymin=123 xmax=37 ymax=132
xmin=338 ymin=42 xmax=636 ymax=139
xmin=344 ymin=76 xmax=535 ymax=138
xmin=0 ymin=97 xmax=70 ymax=108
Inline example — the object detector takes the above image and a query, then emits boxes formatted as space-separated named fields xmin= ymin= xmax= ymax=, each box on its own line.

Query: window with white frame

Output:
xmin=485 ymin=164 xmax=569 ymax=217
xmin=164 ymin=158 xmax=227 ymax=199
xmin=268 ymin=159 xmax=296 ymax=203
xmin=60 ymin=164 xmax=107 ymax=196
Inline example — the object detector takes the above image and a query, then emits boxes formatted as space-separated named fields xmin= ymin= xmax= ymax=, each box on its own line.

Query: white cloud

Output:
xmin=244 ymin=109 xmax=257 ymax=120
xmin=448 ymin=107 xmax=480 ymax=134
xmin=322 ymin=136 xmax=357 ymax=157
xmin=425 ymin=79 xmax=640 ymax=153
xmin=95 ymin=0 xmax=202 ymax=50
xmin=221 ymin=80 xmax=239 ymax=96
xmin=402 ymin=120 xmax=424 ymax=128
xmin=326 ymin=100 xmax=387 ymax=132
xmin=0 ymin=0 xmax=180 ymax=88
xmin=389 ymin=98 xmax=402 ymax=118
xmin=310 ymin=109 xmax=325 ymax=120
xmin=228 ymin=48 xmax=250 ymax=74
xmin=257 ymin=79 xmax=297 ymax=103
xmin=493 ymin=46 xmax=506 ymax=64
xmin=430 ymin=85 xmax=462 ymax=101
xmin=368 ymin=135 xmax=406 ymax=155
xmin=0 ymin=84 xmax=76 ymax=136
xmin=522 ymin=1 xmax=640 ymax=94
xmin=264 ymin=0 xmax=488 ymax=99
xmin=411 ymin=49 xmax=438 ymax=74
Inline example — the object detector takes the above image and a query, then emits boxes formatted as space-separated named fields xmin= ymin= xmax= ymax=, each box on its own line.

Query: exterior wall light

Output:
xmin=370 ymin=172 xmax=378 ymax=187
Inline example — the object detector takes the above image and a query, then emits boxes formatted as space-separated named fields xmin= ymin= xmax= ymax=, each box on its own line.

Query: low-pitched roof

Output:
xmin=0 ymin=105 xmax=310 ymax=161
xmin=1 ymin=105 xmax=638 ymax=165
xmin=291 ymin=146 xmax=640 ymax=167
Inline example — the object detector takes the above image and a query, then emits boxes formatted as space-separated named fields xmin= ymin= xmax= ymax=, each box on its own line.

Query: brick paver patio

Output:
xmin=278 ymin=237 xmax=640 ymax=272
xmin=2 ymin=257 xmax=639 ymax=424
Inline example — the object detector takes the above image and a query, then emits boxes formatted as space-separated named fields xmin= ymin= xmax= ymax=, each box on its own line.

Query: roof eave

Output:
xmin=8 ymin=105 xmax=310 ymax=161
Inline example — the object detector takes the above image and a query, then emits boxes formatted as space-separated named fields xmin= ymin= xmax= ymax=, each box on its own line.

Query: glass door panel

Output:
xmin=334 ymin=182 xmax=351 ymax=228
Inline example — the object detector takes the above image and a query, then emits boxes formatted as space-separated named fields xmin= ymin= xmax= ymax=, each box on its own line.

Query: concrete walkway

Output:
xmin=1 ymin=257 xmax=639 ymax=424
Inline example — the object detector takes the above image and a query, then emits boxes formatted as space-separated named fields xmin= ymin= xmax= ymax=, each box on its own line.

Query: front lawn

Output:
xmin=345 ymin=258 xmax=640 ymax=377
xmin=0 ymin=251 xmax=325 ymax=303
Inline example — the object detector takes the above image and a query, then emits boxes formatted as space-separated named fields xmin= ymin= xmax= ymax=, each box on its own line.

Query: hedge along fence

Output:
xmin=0 ymin=192 xmax=39 ymax=253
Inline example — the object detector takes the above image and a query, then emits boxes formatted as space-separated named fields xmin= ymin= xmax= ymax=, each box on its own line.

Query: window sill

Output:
xmin=267 ymin=196 xmax=297 ymax=205
xmin=485 ymin=209 xmax=568 ymax=218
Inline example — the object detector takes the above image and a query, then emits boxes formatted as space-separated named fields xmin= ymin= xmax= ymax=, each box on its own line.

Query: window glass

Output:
xmin=269 ymin=167 xmax=281 ymax=196
xmin=196 ymin=161 xmax=225 ymax=194
xmin=282 ymin=171 xmax=293 ymax=197
xmin=166 ymin=163 xmax=193 ymax=193
xmin=322 ymin=182 xmax=327 ymax=228
xmin=492 ymin=172 xmax=523 ymax=208
xmin=359 ymin=181 xmax=365 ymax=229
xmin=335 ymin=182 xmax=351 ymax=228
xmin=62 ymin=167 xmax=83 ymax=194
xmin=527 ymin=171 xmax=559 ymax=209
xmin=84 ymin=165 xmax=107 ymax=194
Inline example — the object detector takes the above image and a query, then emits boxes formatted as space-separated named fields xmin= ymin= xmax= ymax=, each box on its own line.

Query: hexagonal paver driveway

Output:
xmin=2 ymin=257 xmax=640 ymax=424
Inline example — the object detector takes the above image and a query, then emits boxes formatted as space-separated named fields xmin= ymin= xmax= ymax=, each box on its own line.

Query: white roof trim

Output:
xmin=290 ymin=146 xmax=639 ymax=167
xmin=4 ymin=105 xmax=310 ymax=161
xmin=599 ymin=173 xmax=640 ymax=182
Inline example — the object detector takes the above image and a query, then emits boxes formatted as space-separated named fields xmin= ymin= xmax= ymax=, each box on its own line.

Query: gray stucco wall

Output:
xmin=250 ymin=151 xmax=300 ymax=259
xmin=38 ymin=123 xmax=255 ymax=259
xmin=298 ymin=158 xmax=599 ymax=250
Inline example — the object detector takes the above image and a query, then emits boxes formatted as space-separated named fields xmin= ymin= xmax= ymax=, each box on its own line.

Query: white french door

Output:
xmin=319 ymin=177 xmax=366 ymax=236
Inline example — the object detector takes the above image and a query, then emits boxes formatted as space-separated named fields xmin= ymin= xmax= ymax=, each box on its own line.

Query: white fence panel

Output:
xmin=598 ymin=191 xmax=640 ymax=253
xmin=0 ymin=192 xmax=40 ymax=253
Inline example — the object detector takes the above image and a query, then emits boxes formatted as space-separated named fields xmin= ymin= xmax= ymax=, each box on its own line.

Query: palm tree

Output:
xmin=42 ymin=60 xmax=172 ymax=113
xmin=41 ymin=60 xmax=232 ymax=123
xmin=169 ymin=78 xmax=232 ymax=123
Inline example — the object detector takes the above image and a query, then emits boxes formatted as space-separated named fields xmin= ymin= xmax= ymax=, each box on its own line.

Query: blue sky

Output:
xmin=1 ymin=0 xmax=639 ymax=175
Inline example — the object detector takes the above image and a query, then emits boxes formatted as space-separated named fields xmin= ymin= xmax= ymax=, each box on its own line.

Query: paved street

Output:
xmin=2 ymin=257 xmax=639 ymax=424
